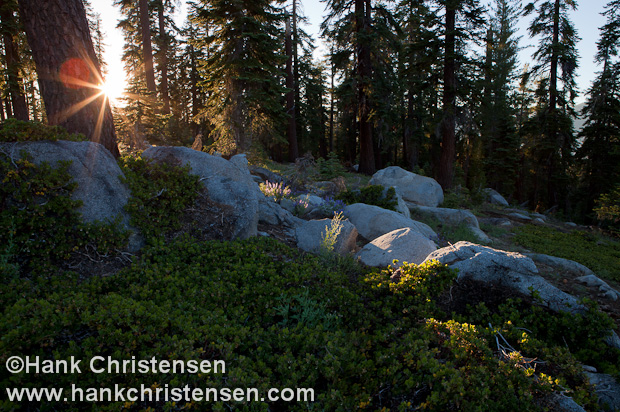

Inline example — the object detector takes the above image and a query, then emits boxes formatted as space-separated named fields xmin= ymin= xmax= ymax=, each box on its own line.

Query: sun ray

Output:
xmin=55 ymin=90 xmax=105 ymax=125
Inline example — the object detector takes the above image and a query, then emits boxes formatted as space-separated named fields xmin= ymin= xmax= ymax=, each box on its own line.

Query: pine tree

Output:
xmin=285 ymin=10 xmax=298 ymax=161
xmin=18 ymin=0 xmax=118 ymax=156
xmin=434 ymin=0 xmax=485 ymax=190
xmin=194 ymin=0 xmax=287 ymax=155
xmin=523 ymin=0 xmax=580 ymax=210
xmin=576 ymin=0 xmax=620 ymax=220
xmin=139 ymin=0 xmax=156 ymax=94
xmin=480 ymin=0 xmax=522 ymax=196
xmin=396 ymin=0 xmax=442 ymax=171
xmin=323 ymin=0 xmax=376 ymax=173
xmin=0 ymin=0 xmax=29 ymax=120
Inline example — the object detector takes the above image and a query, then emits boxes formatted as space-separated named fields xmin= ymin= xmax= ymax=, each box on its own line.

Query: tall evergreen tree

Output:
xmin=480 ymin=0 xmax=521 ymax=196
xmin=396 ymin=0 xmax=442 ymax=172
xmin=523 ymin=0 xmax=580 ymax=209
xmin=139 ymin=0 xmax=156 ymax=94
xmin=194 ymin=0 xmax=286 ymax=155
xmin=0 ymin=0 xmax=29 ymax=120
xmin=323 ymin=0 xmax=376 ymax=173
xmin=285 ymin=11 xmax=298 ymax=161
xmin=576 ymin=0 xmax=620 ymax=219
xmin=18 ymin=0 xmax=118 ymax=156
xmin=434 ymin=0 xmax=485 ymax=190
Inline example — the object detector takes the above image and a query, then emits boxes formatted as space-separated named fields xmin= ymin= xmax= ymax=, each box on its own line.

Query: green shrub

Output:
xmin=0 ymin=119 xmax=86 ymax=142
xmin=336 ymin=184 xmax=397 ymax=211
xmin=455 ymin=296 xmax=620 ymax=379
xmin=514 ymin=225 xmax=620 ymax=280
xmin=119 ymin=155 xmax=200 ymax=241
xmin=0 ymin=152 xmax=127 ymax=276
xmin=0 ymin=237 xmax=605 ymax=410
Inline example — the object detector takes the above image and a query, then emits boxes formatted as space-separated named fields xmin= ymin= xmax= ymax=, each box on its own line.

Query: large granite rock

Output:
xmin=410 ymin=205 xmax=490 ymax=243
xmin=423 ymin=242 xmax=584 ymax=314
xmin=0 ymin=140 xmax=142 ymax=250
xmin=143 ymin=146 xmax=258 ymax=239
xmin=483 ymin=188 xmax=509 ymax=206
xmin=356 ymin=228 xmax=437 ymax=268
xmin=369 ymin=166 xmax=444 ymax=207
xmin=344 ymin=203 xmax=438 ymax=242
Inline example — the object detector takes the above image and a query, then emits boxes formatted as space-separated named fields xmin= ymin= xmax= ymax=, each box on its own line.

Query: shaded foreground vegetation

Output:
xmin=2 ymin=127 xmax=620 ymax=411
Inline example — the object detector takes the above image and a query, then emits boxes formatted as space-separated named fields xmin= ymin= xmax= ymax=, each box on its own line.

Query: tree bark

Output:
xmin=18 ymin=0 xmax=119 ymax=157
xmin=285 ymin=14 xmax=298 ymax=161
xmin=438 ymin=5 xmax=456 ymax=189
xmin=292 ymin=0 xmax=301 ymax=149
xmin=157 ymin=1 xmax=169 ymax=114
xmin=329 ymin=48 xmax=335 ymax=153
xmin=0 ymin=2 xmax=29 ymax=120
xmin=139 ymin=0 xmax=156 ymax=94
xmin=356 ymin=0 xmax=375 ymax=175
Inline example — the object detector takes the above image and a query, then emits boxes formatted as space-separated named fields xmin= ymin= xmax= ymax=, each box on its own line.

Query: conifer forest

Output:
xmin=1 ymin=0 xmax=619 ymax=225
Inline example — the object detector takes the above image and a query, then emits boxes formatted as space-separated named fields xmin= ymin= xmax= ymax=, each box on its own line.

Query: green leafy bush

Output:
xmin=0 ymin=236 xmax=606 ymax=411
xmin=455 ymin=295 xmax=620 ymax=380
xmin=514 ymin=224 xmax=620 ymax=280
xmin=0 ymin=119 xmax=86 ymax=142
xmin=0 ymin=152 xmax=127 ymax=276
xmin=119 ymin=155 xmax=200 ymax=241
xmin=336 ymin=184 xmax=398 ymax=211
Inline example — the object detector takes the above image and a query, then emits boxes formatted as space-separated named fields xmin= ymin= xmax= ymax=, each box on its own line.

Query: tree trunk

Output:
xmin=546 ymin=0 xmax=561 ymax=205
xmin=285 ymin=14 xmax=298 ymax=161
xmin=18 ymin=0 xmax=119 ymax=157
xmin=292 ymin=0 xmax=301 ymax=149
xmin=549 ymin=0 xmax=559 ymax=115
xmin=158 ymin=2 xmax=170 ymax=114
xmin=329 ymin=46 xmax=335 ymax=153
xmin=190 ymin=43 xmax=199 ymax=136
xmin=356 ymin=0 xmax=375 ymax=175
xmin=1 ymin=3 xmax=29 ymax=120
xmin=438 ymin=5 xmax=456 ymax=189
xmin=139 ymin=0 xmax=156 ymax=94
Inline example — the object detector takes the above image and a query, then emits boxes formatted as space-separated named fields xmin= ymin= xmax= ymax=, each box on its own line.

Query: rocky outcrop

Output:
xmin=423 ymin=242 xmax=584 ymax=314
xmin=344 ymin=203 xmax=438 ymax=242
xmin=249 ymin=165 xmax=284 ymax=183
xmin=583 ymin=371 xmax=620 ymax=411
xmin=483 ymin=188 xmax=509 ymax=206
xmin=369 ymin=166 xmax=443 ymax=207
xmin=356 ymin=228 xmax=437 ymax=268
xmin=576 ymin=275 xmax=620 ymax=301
xmin=295 ymin=218 xmax=358 ymax=256
xmin=258 ymin=194 xmax=304 ymax=228
xmin=143 ymin=146 xmax=259 ymax=239
xmin=394 ymin=193 xmax=411 ymax=219
xmin=410 ymin=205 xmax=490 ymax=243
xmin=0 ymin=140 xmax=142 ymax=251
xmin=507 ymin=212 xmax=532 ymax=223
xmin=527 ymin=254 xmax=594 ymax=276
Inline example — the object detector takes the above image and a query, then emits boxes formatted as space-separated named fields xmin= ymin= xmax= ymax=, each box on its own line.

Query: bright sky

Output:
xmin=91 ymin=0 xmax=608 ymax=105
